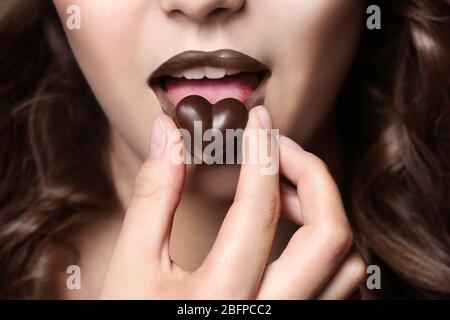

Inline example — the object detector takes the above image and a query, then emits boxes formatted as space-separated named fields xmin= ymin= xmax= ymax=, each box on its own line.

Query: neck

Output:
xmin=304 ymin=110 xmax=344 ymax=185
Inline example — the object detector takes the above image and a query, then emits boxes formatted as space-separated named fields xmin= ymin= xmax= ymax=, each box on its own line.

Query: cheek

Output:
xmin=53 ymin=0 xmax=161 ymax=159
xmin=263 ymin=0 xmax=364 ymax=141
xmin=269 ymin=0 xmax=364 ymax=60
xmin=54 ymin=0 xmax=142 ymax=84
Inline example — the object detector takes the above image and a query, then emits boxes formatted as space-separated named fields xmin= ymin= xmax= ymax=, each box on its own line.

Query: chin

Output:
xmin=186 ymin=163 xmax=241 ymax=200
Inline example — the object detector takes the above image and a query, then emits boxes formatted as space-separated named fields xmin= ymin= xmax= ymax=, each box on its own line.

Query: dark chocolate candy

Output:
xmin=175 ymin=95 xmax=248 ymax=162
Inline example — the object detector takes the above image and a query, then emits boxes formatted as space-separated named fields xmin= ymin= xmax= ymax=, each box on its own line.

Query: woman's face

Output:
xmin=53 ymin=0 xmax=363 ymax=173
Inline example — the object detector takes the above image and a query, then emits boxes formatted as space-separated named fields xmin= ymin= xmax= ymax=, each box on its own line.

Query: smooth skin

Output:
xmin=100 ymin=107 xmax=365 ymax=299
xmin=51 ymin=0 xmax=368 ymax=299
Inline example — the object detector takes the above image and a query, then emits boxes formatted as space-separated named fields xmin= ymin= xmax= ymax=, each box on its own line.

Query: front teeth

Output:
xmin=170 ymin=67 xmax=241 ymax=79
xmin=183 ymin=67 xmax=205 ymax=80
xmin=204 ymin=67 xmax=226 ymax=79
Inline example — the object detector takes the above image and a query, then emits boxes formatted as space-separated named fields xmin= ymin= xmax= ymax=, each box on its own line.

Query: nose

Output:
xmin=159 ymin=0 xmax=244 ymax=22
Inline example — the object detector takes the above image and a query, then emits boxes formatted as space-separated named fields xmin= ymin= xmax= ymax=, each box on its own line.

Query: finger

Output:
xmin=200 ymin=106 xmax=280 ymax=298
xmin=257 ymin=136 xmax=352 ymax=299
xmin=280 ymin=183 xmax=303 ymax=225
xmin=117 ymin=114 xmax=186 ymax=266
xmin=279 ymin=136 xmax=348 ymax=227
xmin=317 ymin=249 xmax=367 ymax=300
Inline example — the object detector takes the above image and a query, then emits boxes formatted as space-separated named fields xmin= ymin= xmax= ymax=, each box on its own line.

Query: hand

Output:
xmin=99 ymin=106 xmax=366 ymax=299
xmin=258 ymin=134 xmax=366 ymax=299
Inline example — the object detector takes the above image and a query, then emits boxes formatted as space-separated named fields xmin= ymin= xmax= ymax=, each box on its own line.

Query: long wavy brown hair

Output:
xmin=0 ymin=0 xmax=449 ymax=299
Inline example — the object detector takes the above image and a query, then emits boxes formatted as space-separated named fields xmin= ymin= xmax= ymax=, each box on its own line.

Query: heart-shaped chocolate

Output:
xmin=175 ymin=95 xmax=248 ymax=162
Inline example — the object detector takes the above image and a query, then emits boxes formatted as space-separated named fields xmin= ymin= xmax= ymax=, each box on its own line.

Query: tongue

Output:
xmin=164 ymin=73 xmax=259 ymax=105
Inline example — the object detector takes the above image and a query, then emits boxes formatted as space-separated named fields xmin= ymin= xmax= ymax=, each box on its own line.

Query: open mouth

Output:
xmin=148 ymin=49 xmax=270 ymax=117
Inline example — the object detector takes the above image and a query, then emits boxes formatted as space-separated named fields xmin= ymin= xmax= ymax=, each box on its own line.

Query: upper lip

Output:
xmin=148 ymin=49 xmax=271 ymax=116
xmin=149 ymin=49 xmax=269 ymax=79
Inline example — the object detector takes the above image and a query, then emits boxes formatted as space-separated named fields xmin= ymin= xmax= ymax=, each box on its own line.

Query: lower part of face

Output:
xmin=54 ymin=0 xmax=364 ymax=198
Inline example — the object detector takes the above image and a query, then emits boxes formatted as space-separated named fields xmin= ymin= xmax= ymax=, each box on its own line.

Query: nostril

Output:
xmin=167 ymin=8 xmax=184 ymax=19
xmin=171 ymin=7 xmax=233 ymax=21
xmin=209 ymin=7 xmax=228 ymax=18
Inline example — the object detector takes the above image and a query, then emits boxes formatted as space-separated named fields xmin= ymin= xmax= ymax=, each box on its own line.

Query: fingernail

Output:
xmin=256 ymin=106 xmax=273 ymax=130
xmin=149 ymin=116 xmax=166 ymax=158
xmin=280 ymin=135 xmax=303 ymax=151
